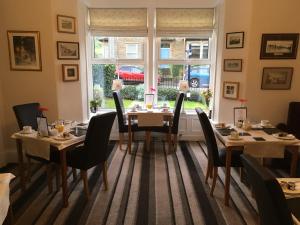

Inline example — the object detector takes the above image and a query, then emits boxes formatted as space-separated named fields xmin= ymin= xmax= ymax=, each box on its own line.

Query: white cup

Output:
xmin=23 ymin=126 xmax=32 ymax=133
xmin=261 ymin=120 xmax=270 ymax=126
xmin=49 ymin=129 xmax=58 ymax=136
xmin=230 ymin=131 xmax=239 ymax=139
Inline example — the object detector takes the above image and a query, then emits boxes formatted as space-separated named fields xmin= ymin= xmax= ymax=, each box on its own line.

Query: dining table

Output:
xmin=11 ymin=121 xmax=86 ymax=207
xmin=127 ymin=109 xmax=174 ymax=154
xmin=214 ymin=124 xmax=300 ymax=206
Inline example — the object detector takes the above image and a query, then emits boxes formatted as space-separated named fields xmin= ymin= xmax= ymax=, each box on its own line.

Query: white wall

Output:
xmin=245 ymin=0 xmax=300 ymax=124
xmin=215 ymin=0 xmax=300 ymax=126
xmin=0 ymin=0 xmax=59 ymax=165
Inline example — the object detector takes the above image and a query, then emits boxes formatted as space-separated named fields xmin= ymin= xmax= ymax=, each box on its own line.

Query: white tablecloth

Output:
xmin=0 ymin=173 xmax=15 ymax=225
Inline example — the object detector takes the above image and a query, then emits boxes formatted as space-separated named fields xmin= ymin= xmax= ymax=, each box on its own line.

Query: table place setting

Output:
xmin=277 ymin=178 xmax=300 ymax=198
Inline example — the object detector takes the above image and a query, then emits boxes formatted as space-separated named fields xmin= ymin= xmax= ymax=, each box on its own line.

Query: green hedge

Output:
xmin=120 ymin=85 xmax=139 ymax=100
xmin=157 ymin=87 xmax=178 ymax=101
xmin=104 ymin=64 xmax=116 ymax=98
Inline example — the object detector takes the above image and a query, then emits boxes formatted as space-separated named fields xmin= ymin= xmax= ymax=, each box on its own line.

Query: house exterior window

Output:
xmin=126 ymin=43 xmax=139 ymax=59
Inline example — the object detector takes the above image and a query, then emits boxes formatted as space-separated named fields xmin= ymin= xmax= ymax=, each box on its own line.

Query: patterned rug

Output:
xmin=2 ymin=140 xmax=290 ymax=225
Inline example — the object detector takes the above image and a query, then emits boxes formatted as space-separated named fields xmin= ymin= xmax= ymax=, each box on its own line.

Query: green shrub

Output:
xmin=189 ymin=91 xmax=200 ymax=102
xmin=171 ymin=65 xmax=183 ymax=78
xmin=158 ymin=87 xmax=178 ymax=101
xmin=135 ymin=84 xmax=145 ymax=101
xmin=104 ymin=64 xmax=116 ymax=98
xmin=120 ymin=85 xmax=138 ymax=100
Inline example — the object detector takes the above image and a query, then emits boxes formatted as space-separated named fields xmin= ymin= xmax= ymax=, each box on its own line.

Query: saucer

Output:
xmin=228 ymin=136 xmax=243 ymax=141
xmin=19 ymin=130 xmax=35 ymax=134
xmin=53 ymin=135 xmax=73 ymax=141
xmin=272 ymin=133 xmax=295 ymax=140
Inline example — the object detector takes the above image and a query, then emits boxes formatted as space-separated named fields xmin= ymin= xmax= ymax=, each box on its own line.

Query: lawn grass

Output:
xmin=103 ymin=98 xmax=207 ymax=110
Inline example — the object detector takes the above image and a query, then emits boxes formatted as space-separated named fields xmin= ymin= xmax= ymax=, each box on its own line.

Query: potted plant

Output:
xmin=90 ymin=98 xmax=102 ymax=113
xmin=201 ymin=89 xmax=212 ymax=107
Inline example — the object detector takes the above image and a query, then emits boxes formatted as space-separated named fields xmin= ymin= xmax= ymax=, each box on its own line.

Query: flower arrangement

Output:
xmin=239 ymin=98 xmax=247 ymax=107
xmin=38 ymin=106 xmax=48 ymax=117
xmin=90 ymin=98 xmax=102 ymax=113
xmin=201 ymin=89 xmax=212 ymax=106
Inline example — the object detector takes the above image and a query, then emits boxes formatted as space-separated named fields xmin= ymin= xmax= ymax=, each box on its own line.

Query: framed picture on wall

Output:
xmin=7 ymin=31 xmax=42 ymax=71
xmin=260 ymin=33 xmax=299 ymax=59
xmin=226 ymin=32 xmax=244 ymax=49
xmin=62 ymin=64 xmax=79 ymax=81
xmin=223 ymin=81 xmax=239 ymax=99
xmin=224 ymin=59 xmax=243 ymax=72
xmin=57 ymin=41 xmax=80 ymax=60
xmin=57 ymin=15 xmax=76 ymax=34
xmin=261 ymin=67 xmax=293 ymax=90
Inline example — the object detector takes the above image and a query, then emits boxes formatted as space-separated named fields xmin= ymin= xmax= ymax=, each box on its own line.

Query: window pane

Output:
xmin=93 ymin=37 xmax=144 ymax=60
xmin=92 ymin=64 xmax=145 ymax=109
xmin=159 ymin=38 xmax=185 ymax=60
xmin=117 ymin=37 xmax=144 ymax=59
xmin=93 ymin=37 xmax=112 ymax=59
xmin=157 ymin=64 xmax=210 ymax=110
xmin=186 ymin=39 xmax=209 ymax=59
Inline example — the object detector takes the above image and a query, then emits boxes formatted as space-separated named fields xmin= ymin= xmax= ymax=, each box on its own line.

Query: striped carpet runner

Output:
xmin=3 ymin=140 xmax=288 ymax=225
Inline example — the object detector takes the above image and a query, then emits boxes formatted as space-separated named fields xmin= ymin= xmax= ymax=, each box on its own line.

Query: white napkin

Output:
xmin=23 ymin=138 xmax=51 ymax=160
xmin=137 ymin=113 xmax=164 ymax=127
xmin=0 ymin=173 xmax=15 ymax=225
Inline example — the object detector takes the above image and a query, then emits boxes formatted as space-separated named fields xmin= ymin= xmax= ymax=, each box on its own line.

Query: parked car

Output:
xmin=116 ymin=66 xmax=144 ymax=83
xmin=184 ymin=66 xmax=210 ymax=88
xmin=116 ymin=65 xmax=160 ymax=83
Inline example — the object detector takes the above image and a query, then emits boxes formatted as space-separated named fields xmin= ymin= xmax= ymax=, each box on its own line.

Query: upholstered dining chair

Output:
xmin=241 ymin=154 xmax=299 ymax=225
xmin=51 ymin=112 xmax=116 ymax=198
xmin=195 ymin=108 xmax=243 ymax=196
xmin=113 ymin=91 xmax=145 ymax=150
xmin=151 ymin=92 xmax=185 ymax=150
xmin=13 ymin=103 xmax=57 ymax=192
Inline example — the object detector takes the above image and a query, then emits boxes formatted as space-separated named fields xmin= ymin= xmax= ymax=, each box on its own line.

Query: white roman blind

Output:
xmin=89 ymin=8 xmax=148 ymax=36
xmin=156 ymin=8 xmax=215 ymax=36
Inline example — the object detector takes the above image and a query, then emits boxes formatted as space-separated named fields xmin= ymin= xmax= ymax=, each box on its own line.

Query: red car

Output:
xmin=116 ymin=66 xmax=144 ymax=82
xmin=116 ymin=66 xmax=161 ymax=83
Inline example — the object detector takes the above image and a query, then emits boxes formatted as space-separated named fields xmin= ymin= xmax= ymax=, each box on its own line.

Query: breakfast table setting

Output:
xmin=213 ymin=119 xmax=300 ymax=206
xmin=11 ymin=119 xmax=88 ymax=207
xmin=126 ymin=103 xmax=174 ymax=153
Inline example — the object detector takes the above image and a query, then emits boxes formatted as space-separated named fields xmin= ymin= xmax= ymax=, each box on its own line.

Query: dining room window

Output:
xmin=155 ymin=8 xmax=215 ymax=111
xmin=156 ymin=37 xmax=213 ymax=110
xmin=91 ymin=37 xmax=146 ymax=109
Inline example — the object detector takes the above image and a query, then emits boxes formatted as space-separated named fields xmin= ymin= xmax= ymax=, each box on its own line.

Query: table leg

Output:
xmin=60 ymin=150 xmax=68 ymax=207
xmin=16 ymin=139 xmax=26 ymax=192
xmin=289 ymin=146 xmax=298 ymax=177
xmin=128 ymin=115 xmax=132 ymax=154
xmin=224 ymin=147 xmax=232 ymax=206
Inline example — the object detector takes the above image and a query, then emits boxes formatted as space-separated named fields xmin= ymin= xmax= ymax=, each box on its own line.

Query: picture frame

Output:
xmin=57 ymin=41 xmax=79 ymax=60
xmin=62 ymin=64 xmax=79 ymax=82
xmin=226 ymin=32 xmax=244 ymax=49
xmin=224 ymin=59 xmax=243 ymax=72
xmin=223 ymin=81 xmax=239 ymax=99
xmin=234 ymin=107 xmax=247 ymax=126
xmin=37 ymin=116 xmax=49 ymax=137
xmin=7 ymin=31 xmax=42 ymax=71
xmin=261 ymin=67 xmax=293 ymax=90
xmin=57 ymin=15 xmax=76 ymax=34
xmin=260 ymin=33 xmax=299 ymax=59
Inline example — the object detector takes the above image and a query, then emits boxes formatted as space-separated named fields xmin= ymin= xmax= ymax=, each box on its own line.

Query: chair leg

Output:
xmin=103 ymin=161 xmax=108 ymax=191
xmin=119 ymin=133 xmax=125 ymax=150
xmin=72 ymin=168 xmax=77 ymax=181
xmin=27 ymin=156 xmax=32 ymax=182
xmin=46 ymin=164 xmax=53 ymax=194
xmin=80 ymin=170 xmax=90 ymax=198
xmin=210 ymin=167 xmax=218 ymax=197
xmin=205 ymin=161 xmax=212 ymax=184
